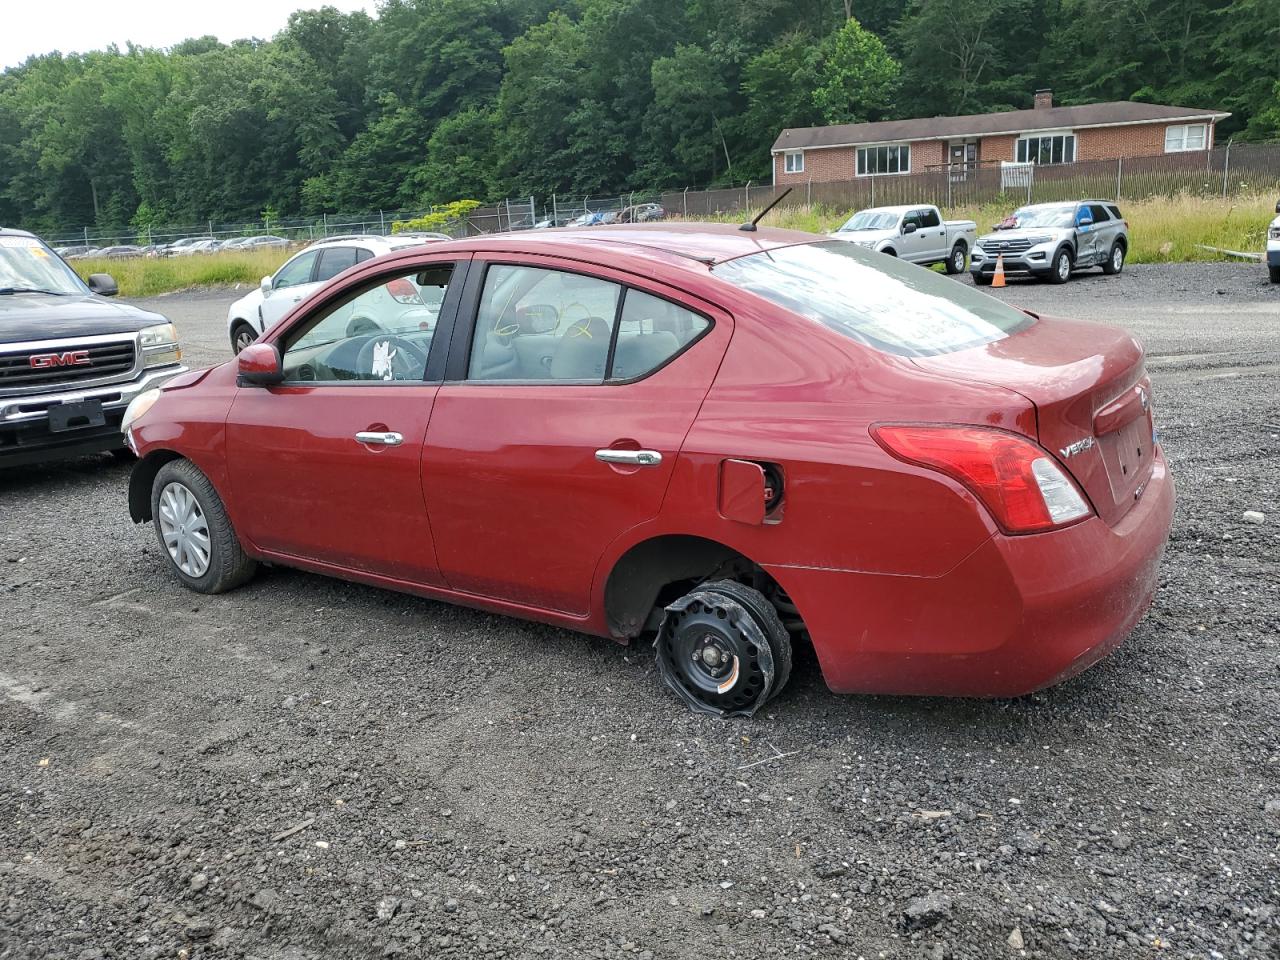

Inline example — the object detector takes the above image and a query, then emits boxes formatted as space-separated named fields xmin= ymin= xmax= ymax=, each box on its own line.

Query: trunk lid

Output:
xmin=912 ymin=315 xmax=1155 ymax=527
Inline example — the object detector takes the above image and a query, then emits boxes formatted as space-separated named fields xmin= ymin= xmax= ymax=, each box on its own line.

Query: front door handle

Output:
xmin=356 ymin=431 xmax=403 ymax=447
xmin=595 ymin=448 xmax=662 ymax=467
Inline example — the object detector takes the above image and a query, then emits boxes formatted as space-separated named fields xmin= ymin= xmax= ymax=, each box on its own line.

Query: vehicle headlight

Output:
xmin=139 ymin=322 xmax=182 ymax=367
xmin=1027 ymin=235 xmax=1053 ymax=246
xmin=121 ymin=387 xmax=161 ymax=434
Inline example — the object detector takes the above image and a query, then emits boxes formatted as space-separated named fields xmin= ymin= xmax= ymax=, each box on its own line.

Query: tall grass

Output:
xmin=71 ymin=248 xmax=293 ymax=298
xmin=706 ymin=193 xmax=1277 ymax=264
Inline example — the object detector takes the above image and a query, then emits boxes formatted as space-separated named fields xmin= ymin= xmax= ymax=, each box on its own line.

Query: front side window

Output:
xmin=1165 ymin=123 xmax=1207 ymax=152
xmin=466 ymin=265 xmax=709 ymax=383
xmin=713 ymin=240 xmax=1034 ymax=358
xmin=273 ymin=251 xmax=318 ymax=290
xmin=1016 ymin=133 xmax=1076 ymax=165
xmin=784 ymin=150 xmax=804 ymax=174
xmin=281 ymin=264 xmax=453 ymax=383
xmin=857 ymin=144 xmax=910 ymax=176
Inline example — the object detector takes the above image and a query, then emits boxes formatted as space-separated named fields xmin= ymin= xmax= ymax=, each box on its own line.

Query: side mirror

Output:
xmin=902 ymin=222 xmax=918 ymax=234
xmin=87 ymin=273 xmax=118 ymax=297
xmin=1078 ymin=214 xmax=1093 ymax=227
xmin=260 ymin=275 xmax=274 ymax=296
xmin=237 ymin=342 xmax=284 ymax=386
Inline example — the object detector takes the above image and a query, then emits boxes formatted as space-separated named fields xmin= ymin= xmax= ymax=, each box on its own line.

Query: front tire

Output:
xmin=654 ymin=579 xmax=792 ymax=717
xmin=1102 ymin=242 xmax=1125 ymax=275
xmin=1047 ymin=246 xmax=1073 ymax=284
xmin=231 ymin=321 xmax=257 ymax=355
xmin=945 ymin=243 xmax=967 ymax=274
xmin=151 ymin=459 xmax=257 ymax=594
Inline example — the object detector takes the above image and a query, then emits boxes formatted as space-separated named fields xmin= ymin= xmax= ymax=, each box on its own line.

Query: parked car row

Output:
xmin=522 ymin=203 xmax=667 ymax=230
xmin=829 ymin=198 xmax=1131 ymax=285
xmin=54 ymin=235 xmax=295 ymax=261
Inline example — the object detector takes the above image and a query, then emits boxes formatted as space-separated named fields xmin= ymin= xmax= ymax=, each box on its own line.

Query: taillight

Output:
xmin=386 ymin=277 xmax=422 ymax=304
xmin=872 ymin=424 xmax=1092 ymax=534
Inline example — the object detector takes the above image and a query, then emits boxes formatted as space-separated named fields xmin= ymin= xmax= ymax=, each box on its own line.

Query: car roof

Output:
xmin=0 ymin=227 xmax=37 ymax=239
xmin=408 ymin=222 xmax=821 ymax=269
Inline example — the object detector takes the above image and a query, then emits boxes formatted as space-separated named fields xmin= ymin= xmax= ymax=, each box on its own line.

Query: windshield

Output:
xmin=713 ymin=240 xmax=1034 ymax=357
xmin=836 ymin=211 xmax=899 ymax=232
xmin=0 ymin=235 xmax=87 ymax=295
xmin=1003 ymin=205 xmax=1076 ymax=229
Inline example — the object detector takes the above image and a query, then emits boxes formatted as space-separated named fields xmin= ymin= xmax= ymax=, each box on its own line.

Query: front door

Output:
xmin=225 ymin=257 xmax=467 ymax=584
xmin=423 ymin=257 xmax=731 ymax=614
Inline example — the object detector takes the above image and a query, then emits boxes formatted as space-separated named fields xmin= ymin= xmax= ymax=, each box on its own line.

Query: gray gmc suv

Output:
xmin=970 ymin=200 xmax=1130 ymax=284
xmin=0 ymin=227 xmax=187 ymax=467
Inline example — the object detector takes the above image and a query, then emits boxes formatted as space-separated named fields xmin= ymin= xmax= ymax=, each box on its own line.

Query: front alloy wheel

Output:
xmin=231 ymin=322 xmax=257 ymax=354
xmin=1048 ymin=247 xmax=1073 ymax=284
xmin=654 ymin=580 xmax=792 ymax=717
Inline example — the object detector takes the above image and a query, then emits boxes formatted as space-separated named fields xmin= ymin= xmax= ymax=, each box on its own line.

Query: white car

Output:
xmin=829 ymin=204 xmax=978 ymax=274
xmin=1268 ymin=199 xmax=1280 ymax=284
xmin=226 ymin=235 xmax=442 ymax=354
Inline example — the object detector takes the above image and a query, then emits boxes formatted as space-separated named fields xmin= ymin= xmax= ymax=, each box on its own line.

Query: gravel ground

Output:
xmin=1 ymin=262 xmax=1278 ymax=960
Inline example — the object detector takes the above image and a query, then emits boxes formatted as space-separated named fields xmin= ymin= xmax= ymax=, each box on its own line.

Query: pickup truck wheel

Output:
xmin=1047 ymin=246 xmax=1073 ymax=284
xmin=945 ymin=243 xmax=967 ymax=274
xmin=654 ymin=579 xmax=792 ymax=717
xmin=231 ymin=322 xmax=257 ymax=355
xmin=151 ymin=459 xmax=257 ymax=594
xmin=1102 ymin=243 xmax=1125 ymax=275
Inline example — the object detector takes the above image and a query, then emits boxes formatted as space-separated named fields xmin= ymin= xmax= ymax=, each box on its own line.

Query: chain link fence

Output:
xmin=37 ymin=143 xmax=1280 ymax=253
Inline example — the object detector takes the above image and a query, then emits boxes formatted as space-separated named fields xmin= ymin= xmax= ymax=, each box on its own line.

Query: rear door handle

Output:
xmin=356 ymin=431 xmax=403 ymax=447
xmin=595 ymin=449 xmax=662 ymax=467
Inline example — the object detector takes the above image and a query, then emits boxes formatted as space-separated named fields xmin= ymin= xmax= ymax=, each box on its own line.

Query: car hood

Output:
xmin=830 ymin=228 xmax=896 ymax=244
xmin=0 ymin=293 xmax=168 ymax=342
xmin=977 ymin=227 xmax=1066 ymax=244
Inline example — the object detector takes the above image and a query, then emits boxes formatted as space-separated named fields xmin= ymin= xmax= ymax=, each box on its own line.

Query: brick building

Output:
xmin=771 ymin=91 xmax=1230 ymax=185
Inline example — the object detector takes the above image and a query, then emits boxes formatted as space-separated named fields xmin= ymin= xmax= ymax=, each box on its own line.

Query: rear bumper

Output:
xmin=0 ymin=365 xmax=187 ymax=467
xmin=768 ymin=451 xmax=1175 ymax=697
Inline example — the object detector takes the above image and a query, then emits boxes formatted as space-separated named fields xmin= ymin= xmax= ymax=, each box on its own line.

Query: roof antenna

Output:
xmin=739 ymin=187 xmax=792 ymax=231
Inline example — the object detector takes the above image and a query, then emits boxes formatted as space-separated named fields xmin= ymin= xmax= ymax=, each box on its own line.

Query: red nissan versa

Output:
xmin=121 ymin=224 xmax=1174 ymax=716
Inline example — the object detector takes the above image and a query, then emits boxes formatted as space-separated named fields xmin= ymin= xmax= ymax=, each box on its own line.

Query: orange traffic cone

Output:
xmin=992 ymin=254 xmax=1007 ymax=288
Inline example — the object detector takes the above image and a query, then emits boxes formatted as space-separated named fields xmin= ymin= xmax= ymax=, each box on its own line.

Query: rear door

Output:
xmin=917 ymin=207 xmax=947 ymax=260
xmin=1088 ymin=204 xmax=1117 ymax=264
xmin=423 ymin=256 xmax=731 ymax=614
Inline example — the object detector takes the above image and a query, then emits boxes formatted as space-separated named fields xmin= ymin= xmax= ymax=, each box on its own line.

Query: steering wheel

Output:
xmin=355 ymin=335 xmax=428 ymax=381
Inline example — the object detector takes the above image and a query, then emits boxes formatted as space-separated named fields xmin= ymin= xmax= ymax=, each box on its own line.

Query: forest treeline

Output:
xmin=1 ymin=0 xmax=1276 ymax=232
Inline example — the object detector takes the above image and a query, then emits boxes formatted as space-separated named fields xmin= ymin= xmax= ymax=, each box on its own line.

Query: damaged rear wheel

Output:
xmin=654 ymin=579 xmax=792 ymax=717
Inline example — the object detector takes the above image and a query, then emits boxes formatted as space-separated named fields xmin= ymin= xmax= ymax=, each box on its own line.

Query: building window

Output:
xmin=783 ymin=150 xmax=803 ymax=174
xmin=1016 ymin=132 xmax=1076 ymax=165
xmin=1165 ymin=123 xmax=1207 ymax=152
xmin=856 ymin=143 xmax=910 ymax=176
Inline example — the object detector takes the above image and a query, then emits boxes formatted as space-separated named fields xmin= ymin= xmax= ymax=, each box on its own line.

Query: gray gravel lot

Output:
xmin=1 ymin=262 xmax=1278 ymax=960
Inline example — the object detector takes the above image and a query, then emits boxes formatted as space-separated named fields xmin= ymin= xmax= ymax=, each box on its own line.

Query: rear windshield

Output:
xmin=713 ymin=240 xmax=1034 ymax=357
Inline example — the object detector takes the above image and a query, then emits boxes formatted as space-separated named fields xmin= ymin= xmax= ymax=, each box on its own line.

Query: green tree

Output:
xmin=811 ymin=16 xmax=899 ymax=124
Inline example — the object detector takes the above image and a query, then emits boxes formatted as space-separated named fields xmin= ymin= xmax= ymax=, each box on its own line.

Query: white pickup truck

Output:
xmin=829 ymin=204 xmax=978 ymax=274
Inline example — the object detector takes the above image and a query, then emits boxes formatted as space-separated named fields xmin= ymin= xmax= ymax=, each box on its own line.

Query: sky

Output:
xmin=1 ymin=0 xmax=380 ymax=69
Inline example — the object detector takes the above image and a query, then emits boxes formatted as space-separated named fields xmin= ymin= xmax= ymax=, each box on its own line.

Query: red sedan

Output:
xmin=122 ymin=224 xmax=1174 ymax=715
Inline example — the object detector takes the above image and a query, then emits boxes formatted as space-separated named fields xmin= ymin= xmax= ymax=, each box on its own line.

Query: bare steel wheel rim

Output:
xmin=158 ymin=481 xmax=211 ymax=577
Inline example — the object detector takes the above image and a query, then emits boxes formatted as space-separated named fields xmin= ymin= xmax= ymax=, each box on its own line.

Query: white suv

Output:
xmin=226 ymin=235 xmax=445 ymax=354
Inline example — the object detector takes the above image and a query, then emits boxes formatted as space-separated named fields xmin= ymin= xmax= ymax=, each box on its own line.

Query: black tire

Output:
xmin=151 ymin=458 xmax=257 ymax=594
xmin=972 ymin=272 xmax=993 ymax=286
xmin=654 ymin=579 xmax=792 ymax=717
xmin=881 ymin=248 xmax=897 ymax=257
xmin=1269 ymin=265 xmax=1280 ymax=284
xmin=1047 ymin=246 xmax=1073 ymax=284
xmin=944 ymin=243 xmax=967 ymax=274
xmin=1102 ymin=242 xmax=1125 ymax=275
xmin=230 ymin=321 xmax=257 ymax=355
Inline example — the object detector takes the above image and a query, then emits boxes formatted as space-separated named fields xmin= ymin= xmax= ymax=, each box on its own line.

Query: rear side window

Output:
xmin=713 ymin=240 xmax=1033 ymax=357
xmin=1107 ymin=204 xmax=1123 ymax=220
xmin=315 ymin=246 xmax=360 ymax=282
xmin=466 ymin=265 xmax=710 ymax=382
xmin=611 ymin=290 xmax=709 ymax=381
